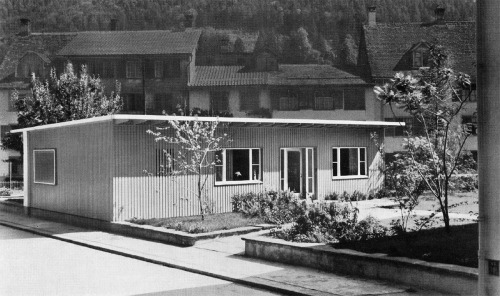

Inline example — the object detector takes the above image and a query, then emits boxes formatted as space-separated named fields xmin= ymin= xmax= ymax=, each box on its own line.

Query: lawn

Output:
xmin=128 ymin=212 xmax=267 ymax=234
xmin=334 ymin=222 xmax=478 ymax=268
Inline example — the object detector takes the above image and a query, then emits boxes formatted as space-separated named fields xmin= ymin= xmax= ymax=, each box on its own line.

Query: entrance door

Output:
xmin=280 ymin=148 xmax=315 ymax=198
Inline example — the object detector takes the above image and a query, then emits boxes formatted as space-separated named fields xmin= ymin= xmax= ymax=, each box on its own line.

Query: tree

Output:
xmin=283 ymin=27 xmax=321 ymax=64
xmin=1 ymin=63 xmax=122 ymax=152
xmin=374 ymin=45 xmax=475 ymax=232
xmin=148 ymin=118 xmax=231 ymax=220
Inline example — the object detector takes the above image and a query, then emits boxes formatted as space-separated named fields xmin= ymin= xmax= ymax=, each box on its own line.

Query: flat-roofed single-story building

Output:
xmin=13 ymin=115 xmax=401 ymax=222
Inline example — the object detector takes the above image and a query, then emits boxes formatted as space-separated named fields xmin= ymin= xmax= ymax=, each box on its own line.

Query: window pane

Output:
xmin=252 ymin=149 xmax=259 ymax=164
xmin=211 ymin=91 xmax=229 ymax=112
xmin=226 ymin=149 xmax=250 ymax=181
xmin=280 ymin=149 xmax=284 ymax=178
xmin=308 ymin=178 xmax=313 ymax=193
xmin=307 ymin=149 xmax=313 ymax=176
xmin=340 ymin=148 xmax=358 ymax=176
xmin=332 ymin=148 xmax=337 ymax=162
xmin=252 ymin=164 xmax=260 ymax=180
xmin=332 ymin=163 xmax=338 ymax=177
xmin=360 ymin=148 xmax=365 ymax=161
xmin=360 ymin=161 xmax=366 ymax=175
xmin=34 ymin=149 xmax=56 ymax=185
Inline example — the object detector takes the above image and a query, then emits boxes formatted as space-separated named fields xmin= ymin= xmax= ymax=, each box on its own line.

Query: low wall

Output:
xmin=0 ymin=201 xmax=269 ymax=246
xmin=243 ymin=236 xmax=478 ymax=295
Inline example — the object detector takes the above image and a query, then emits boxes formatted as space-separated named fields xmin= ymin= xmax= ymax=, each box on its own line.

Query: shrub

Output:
xmin=271 ymin=202 xmax=388 ymax=243
xmin=0 ymin=187 xmax=11 ymax=196
xmin=324 ymin=192 xmax=339 ymax=201
xmin=231 ymin=190 xmax=306 ymax=224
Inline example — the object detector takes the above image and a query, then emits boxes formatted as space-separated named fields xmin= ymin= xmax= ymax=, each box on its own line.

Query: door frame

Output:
xmin=280 ymin=147 xmax=315 ymax=198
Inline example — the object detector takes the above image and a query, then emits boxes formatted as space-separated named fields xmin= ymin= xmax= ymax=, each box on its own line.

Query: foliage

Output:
xmin=148 ymin=118 xmax=231 ymax=221
xmin=231 ymin=190 xmax=306 ymax=224
xmin=374 ymin=44 xmax=476 ymax=232
xmin=1 ymin=63 xmax=122 ymax=152
xmin=0 ymin=187 xmax=12 ymax=196
xmin=167 ymin=106 xmax=233 ymax=118
xmin=283 ymin=27 xmax=322 ymax=64
xmin=1 ymin=1 xmax=476 ymax=68
xmin=233 ymin=37 xmax=245 ymax=53
xmin=271 ymin=202 xmax=388 ymax=243
xmin=323 ymin=191 xmax=367 ymax=201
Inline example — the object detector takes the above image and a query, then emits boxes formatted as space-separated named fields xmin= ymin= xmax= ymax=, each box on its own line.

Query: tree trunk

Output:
xmin=198 ymin=166 xmax=204 ymax=221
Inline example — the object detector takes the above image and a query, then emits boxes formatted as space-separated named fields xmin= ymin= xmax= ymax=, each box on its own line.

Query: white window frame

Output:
xmin=33 ymin=149 xmax=57 ymax=185
xmin=332 ymin=147 xmax=367 ymax=179
xmin=215 ymin=148 xmax=262 ymax=185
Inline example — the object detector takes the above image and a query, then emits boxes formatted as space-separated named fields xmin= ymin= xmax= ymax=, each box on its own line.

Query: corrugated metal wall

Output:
xmin=29 ymin=121 xmax=113 ymax=221
xmin=112 ymin=124 xmax=383 ymax=221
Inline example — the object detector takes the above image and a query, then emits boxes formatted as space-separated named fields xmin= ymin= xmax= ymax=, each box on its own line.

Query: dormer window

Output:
xmin=411 ymin=44 xmax=430 ymax=69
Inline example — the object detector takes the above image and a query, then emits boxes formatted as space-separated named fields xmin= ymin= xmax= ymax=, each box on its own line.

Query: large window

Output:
xmin=332 ymin=147 xmax=366 ymax=178
xmin=126 ymin=60 xmax=142 ymax=78
xmin=33 ymin=149 xmax=56 ymax=185
xmin=210 ymin=91 xmax=229 ymax=112
xmin=215 ymin=148 xmax=261 ymax=184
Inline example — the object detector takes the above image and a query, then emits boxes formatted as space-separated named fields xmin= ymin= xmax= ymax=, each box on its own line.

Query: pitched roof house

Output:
xmin=359 ymin=7 xmax=477 ymax=154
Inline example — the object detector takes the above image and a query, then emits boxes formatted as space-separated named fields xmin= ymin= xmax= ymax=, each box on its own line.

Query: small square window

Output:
xmin=33 ymin=149 xmax=56 ymax=185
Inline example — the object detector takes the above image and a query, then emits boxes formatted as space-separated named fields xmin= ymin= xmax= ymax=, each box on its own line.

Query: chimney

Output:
xmin=435 ymin=6 xmax=445 ymax=22
xmin=368 ymin=6 xmax=376 ymax=27
xmin=19 ymin=18 xmax=31 ymax=36
xmin=110 ymin=19 xmax=118 ymax=31
xmin=184 ymin=9 xmax=197 ymax=28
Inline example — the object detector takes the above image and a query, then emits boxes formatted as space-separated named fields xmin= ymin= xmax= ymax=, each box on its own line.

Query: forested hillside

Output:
xmin=0 ymin=0 xmax=476 ymax=66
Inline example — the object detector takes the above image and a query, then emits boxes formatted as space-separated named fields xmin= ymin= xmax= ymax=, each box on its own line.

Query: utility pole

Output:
xmin=477 ymin=0 xmax=500 ymax=295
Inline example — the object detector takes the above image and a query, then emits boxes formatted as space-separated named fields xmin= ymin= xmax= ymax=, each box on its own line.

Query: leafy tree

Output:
xmin=148 ymin=118 xmax=231 ymax=220
xmin=1 ymin=63 xmax=122 ymax=152
xmin=374 ymin=45 xmax=475 ymax=232
xmin=233 ymin=37 xmax=245 ymax=53
xmin=283 ymin=27 xmax=321 ymax=64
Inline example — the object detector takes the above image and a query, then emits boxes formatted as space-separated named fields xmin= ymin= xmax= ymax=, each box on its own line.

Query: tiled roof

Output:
xmin=190 ymin=64 xmax=368 ymax=87
xmin=363 ymin=22 xmax=476 ymax=80
xmin=57 ymin=30 xmax=201 ymax=56
xmin=190 ymin=66 xmax=268 ymax=86
xmin=0 ymin=32 xmax=76 ymax=82
xmin=270 ymin=64 xmax=368 ymax=85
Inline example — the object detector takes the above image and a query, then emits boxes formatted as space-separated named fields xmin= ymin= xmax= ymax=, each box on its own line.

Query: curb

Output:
xmin=0 ymin=218 xmax=326 ymax=296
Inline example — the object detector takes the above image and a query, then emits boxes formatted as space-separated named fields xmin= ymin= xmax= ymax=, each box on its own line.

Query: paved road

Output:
xmin=0 ymin=224 xmax=281 ymax=296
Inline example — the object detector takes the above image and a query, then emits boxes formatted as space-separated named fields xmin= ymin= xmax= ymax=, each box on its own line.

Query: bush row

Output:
xmin=232 ymin=190 xmax=388 ymax=244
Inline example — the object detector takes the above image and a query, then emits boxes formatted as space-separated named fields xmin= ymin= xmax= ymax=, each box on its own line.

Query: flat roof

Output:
xmin=11 ymin=114 xmax=404 ymax=133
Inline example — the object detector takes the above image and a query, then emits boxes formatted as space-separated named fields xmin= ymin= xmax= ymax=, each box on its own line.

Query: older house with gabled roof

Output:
xmin=359 ymin=6 xmax=477 ymax=156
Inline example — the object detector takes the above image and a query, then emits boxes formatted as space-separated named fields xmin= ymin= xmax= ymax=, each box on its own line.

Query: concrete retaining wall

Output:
xmin=243 ymin=236 xmax=478 ymax=295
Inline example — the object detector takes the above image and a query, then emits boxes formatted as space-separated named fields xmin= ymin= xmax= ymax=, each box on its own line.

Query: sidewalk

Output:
xmin=0 ymin=209 xmax=452 ymax=296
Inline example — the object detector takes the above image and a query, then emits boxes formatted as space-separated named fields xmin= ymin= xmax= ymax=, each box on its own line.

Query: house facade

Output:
xmin=0 ymin=20 xmax=383 ymax=182
xmin=14 ymin=115 xmax=398 ymax=221
xmin=360 ymin=7 xmax=477 ymax=156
